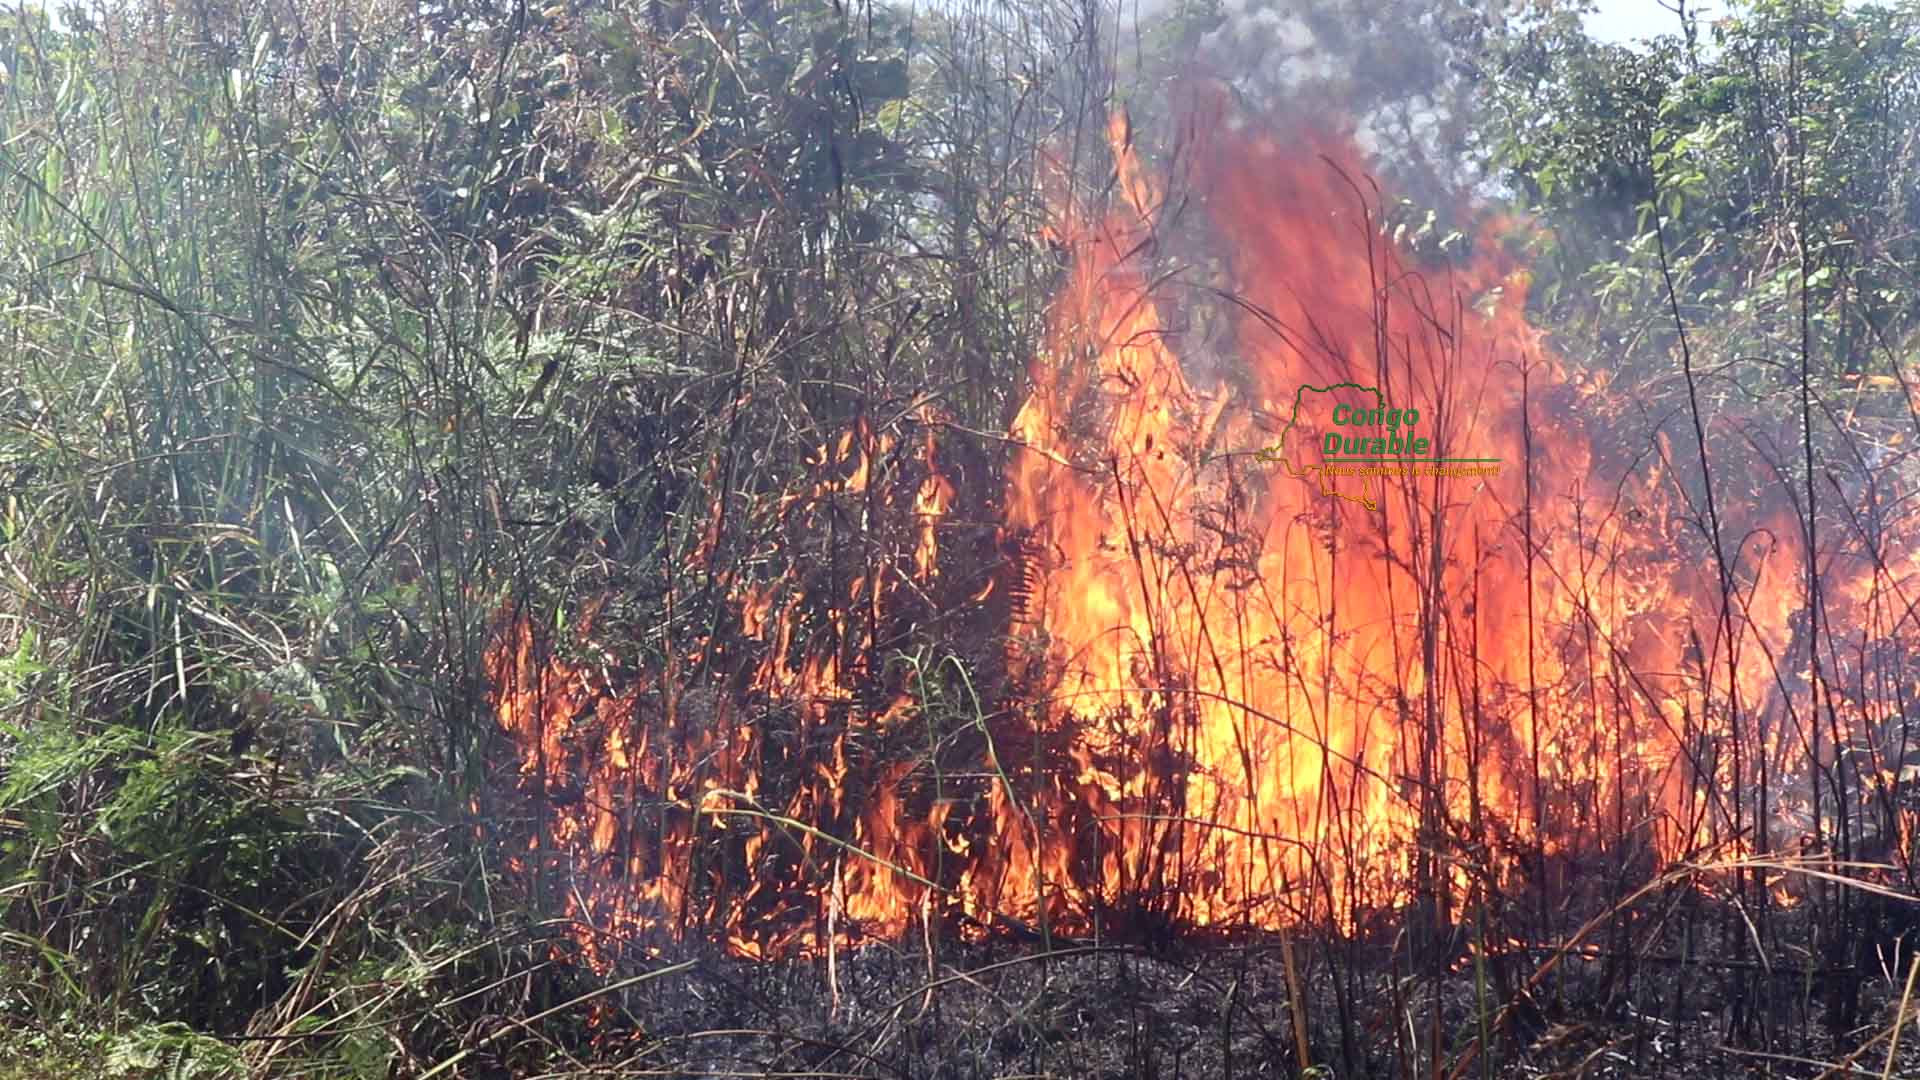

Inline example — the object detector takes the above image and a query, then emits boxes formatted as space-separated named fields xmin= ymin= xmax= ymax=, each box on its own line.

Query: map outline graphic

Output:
xmin=1259 ymin=380 xmax=1386 ymax=511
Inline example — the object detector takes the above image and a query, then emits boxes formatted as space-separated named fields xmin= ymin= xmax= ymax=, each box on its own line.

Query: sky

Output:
xmin=1586 ymin=0 xmax=1726 ymax=44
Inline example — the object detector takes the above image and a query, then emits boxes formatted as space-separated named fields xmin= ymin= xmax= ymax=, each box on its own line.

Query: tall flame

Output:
xmin=490 ymin=97 xmax=1920 ymax=963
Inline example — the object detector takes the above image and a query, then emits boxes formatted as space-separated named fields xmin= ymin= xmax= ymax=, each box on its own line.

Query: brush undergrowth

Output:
xmin=8 ymin=0 xmax=1911 ymax=1075
xmin=0 ymin=0 xmax=1066 ymax=1070
xmin=0 ymin=0 xmax=588 ymax=1071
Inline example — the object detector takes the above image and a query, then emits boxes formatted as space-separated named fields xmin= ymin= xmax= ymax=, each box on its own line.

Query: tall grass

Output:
xmin=0 ymin=0 xmax=1916 ymax=1076
xmin=0 ymin=0 xmax=577 ymax=1070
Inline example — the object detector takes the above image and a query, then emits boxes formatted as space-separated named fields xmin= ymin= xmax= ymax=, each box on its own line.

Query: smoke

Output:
xmin=1113 ymin=0 xmax=1507 ymax=207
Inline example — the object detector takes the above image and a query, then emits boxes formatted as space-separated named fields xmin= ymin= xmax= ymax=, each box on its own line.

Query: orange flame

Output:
xmin=490 ymin=95 xmax=1920 ymax=963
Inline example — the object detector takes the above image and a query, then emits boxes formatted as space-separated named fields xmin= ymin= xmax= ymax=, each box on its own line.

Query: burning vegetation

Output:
xmin=13 ymin=0 xmax=1920 ymax=1074
xmin=489 ymin=93 xmax=1920 ymax=986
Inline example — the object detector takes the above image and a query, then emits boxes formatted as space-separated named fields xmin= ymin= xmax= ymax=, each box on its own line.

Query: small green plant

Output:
xmin=105 ymin=1022 xmax=243 ymax=1080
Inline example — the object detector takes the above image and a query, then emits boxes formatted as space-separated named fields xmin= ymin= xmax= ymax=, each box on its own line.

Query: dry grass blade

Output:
xmin=415 ymin=961 xmax=698 ymax=1080
xmin=1879 ymin=952 xmax=1920 ymax=1080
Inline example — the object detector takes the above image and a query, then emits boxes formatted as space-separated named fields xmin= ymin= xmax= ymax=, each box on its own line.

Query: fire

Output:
xmin=487 ymin=414 xmax=964 ymax=965
xmin=490 ymin=94 xmax=1920 ymax=963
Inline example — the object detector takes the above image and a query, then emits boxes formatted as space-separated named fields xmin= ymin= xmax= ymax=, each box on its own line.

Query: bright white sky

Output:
xmin=1585 ymin=0 xmax=1725 ymax=44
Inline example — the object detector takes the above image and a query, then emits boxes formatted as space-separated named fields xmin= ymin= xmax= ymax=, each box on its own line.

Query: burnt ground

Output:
xmin=489 ymin=906 xmax=1920 ymax=1080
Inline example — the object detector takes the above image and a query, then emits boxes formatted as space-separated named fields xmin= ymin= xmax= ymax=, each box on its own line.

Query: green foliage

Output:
xmin=104 ymin=1022 xmax=245 ymax=1079
xmin=0 ymin=0 xmax=1075 ymax=1067
xmin=0 ymin=0 xmax=611 ymax=1065
xmin=1485 ymin=0 xmax=1920 ymax=398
